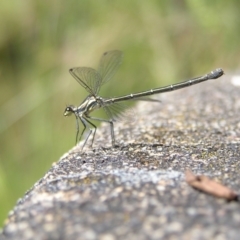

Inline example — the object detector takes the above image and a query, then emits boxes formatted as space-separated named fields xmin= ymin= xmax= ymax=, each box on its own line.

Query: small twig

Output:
xmin=185 ymin=169 xmax=238 ymax=201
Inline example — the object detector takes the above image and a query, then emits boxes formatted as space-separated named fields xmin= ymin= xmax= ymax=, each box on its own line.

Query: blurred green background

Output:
xmin=0 ymin=0 xmax=240 ymax=226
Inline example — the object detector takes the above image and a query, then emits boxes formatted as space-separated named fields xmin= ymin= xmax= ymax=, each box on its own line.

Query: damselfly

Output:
xmin=64 ymin=50 xmax=224 ymax=149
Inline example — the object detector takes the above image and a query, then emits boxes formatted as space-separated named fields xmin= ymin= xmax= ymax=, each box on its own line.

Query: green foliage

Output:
xmin=1 ymin=0 xmax=240 ymax=226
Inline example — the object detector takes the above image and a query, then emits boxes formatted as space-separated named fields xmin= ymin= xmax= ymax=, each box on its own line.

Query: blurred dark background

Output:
xmin=0 ymin=0 xmax=240 ymax=226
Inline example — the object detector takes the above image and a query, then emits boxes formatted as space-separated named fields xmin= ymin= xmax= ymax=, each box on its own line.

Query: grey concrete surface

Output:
xmin=1 ymin=72 xmax=240 ymax=240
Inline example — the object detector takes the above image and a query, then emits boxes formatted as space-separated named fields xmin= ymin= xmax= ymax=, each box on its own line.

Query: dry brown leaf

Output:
xmin=185 ymin=169 xmax=238 ymax=201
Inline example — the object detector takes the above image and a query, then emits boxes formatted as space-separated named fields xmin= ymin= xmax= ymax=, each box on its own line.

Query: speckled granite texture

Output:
xmin=1 ymin=72 xmax=240 ymax=240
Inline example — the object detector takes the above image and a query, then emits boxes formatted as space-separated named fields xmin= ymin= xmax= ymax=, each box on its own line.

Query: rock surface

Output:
xmin=1 ymin=72 xmax=240 ymax=240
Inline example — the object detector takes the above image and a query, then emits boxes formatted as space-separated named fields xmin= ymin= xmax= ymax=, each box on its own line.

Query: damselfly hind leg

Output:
xmin=87 ymin=116 xmax=116 ymax=147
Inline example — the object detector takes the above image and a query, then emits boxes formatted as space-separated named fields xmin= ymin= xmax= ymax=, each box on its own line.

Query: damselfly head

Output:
xmin=64 ymin=105 xmax=75 ymax=116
